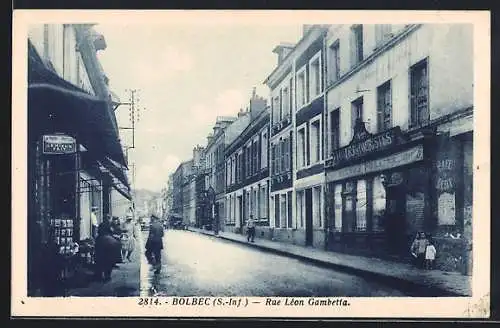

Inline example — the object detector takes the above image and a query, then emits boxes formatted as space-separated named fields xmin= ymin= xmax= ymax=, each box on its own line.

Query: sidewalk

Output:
xmin=65 ymin=246 xmax=141 ymax=297
xmin=187 ymin=227 xmax=471 ymax=296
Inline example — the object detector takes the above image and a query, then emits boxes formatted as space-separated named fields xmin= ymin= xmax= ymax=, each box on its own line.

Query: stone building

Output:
xmin=322 ymin=24 xmax=473 ymax=273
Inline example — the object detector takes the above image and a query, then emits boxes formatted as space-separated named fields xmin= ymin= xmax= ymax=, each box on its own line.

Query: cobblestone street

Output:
xmin=140 ymin=229 xmax=407 ymax=297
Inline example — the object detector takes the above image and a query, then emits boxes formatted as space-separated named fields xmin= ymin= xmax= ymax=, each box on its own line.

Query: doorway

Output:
xmin=237 ymin=196 xmax=243 ymax=233
xmin=385 ymin=185 xmax=407 ymax=256
xmin=305 ymin=188 xmax=313 ymax=246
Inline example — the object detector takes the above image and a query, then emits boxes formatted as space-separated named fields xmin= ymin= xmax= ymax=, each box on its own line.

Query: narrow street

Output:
xmin=139 ymin=230 xmax=407 ymax=297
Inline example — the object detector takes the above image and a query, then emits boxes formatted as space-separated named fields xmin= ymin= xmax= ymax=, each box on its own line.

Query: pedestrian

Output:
xmin=424 ymin=239 xmax=437 ymax=270
xmin=111 ymin=216 xmax=124 ymax=264
xmin=94 ymin=217 xmax=119 ymax=282
xmin=120 ymin=216 xmax=138 ymax=262
xmin=246 ymin=215 xmax=256 ymax=243
xmin=145 ymin=215 xmax=164 ymax=274
xmin=90 ymin=206 xmax=99 ymax=239
xmin=410 ymin=232 xmax=429 ymax=269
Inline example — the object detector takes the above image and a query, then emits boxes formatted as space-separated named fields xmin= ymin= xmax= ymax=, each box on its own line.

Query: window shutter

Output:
xmin=385 ymin=83 xmax=392 ymax=129
xmin=271 ymin=145 xmax=275 ymax=175
xmin=377 ymin=89 xmax=384 ymax=132
xmin=351 ymin=104 xmax=357 ymax=136
xmin=349 ymin=28 xmax=356 ymax=67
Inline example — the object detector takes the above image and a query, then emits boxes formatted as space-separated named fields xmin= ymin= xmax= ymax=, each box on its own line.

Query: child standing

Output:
xmin=425 ymin=241 xmax=437 ymax=270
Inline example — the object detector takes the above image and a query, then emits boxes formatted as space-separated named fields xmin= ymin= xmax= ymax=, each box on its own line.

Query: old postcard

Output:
xmin=11 ymin=10 xmax=490 ymax=318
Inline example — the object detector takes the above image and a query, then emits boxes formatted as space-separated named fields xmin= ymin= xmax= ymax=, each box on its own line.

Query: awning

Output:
xmin=27 ymin=40 xmax=127 ymax=167
xmin=95 ymin=159 xmax=132 ymax=201
xmin=100 ymin=157 xmax=130 ymax=190
xmin=111 ymin=179 xmax=132 ymax=201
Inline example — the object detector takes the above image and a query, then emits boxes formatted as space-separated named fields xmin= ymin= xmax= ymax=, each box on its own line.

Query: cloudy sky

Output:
xmin=93 ymin=23 xmax=302 ymax=192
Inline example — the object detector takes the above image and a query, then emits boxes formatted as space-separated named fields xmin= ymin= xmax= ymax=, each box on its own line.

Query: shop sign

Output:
xmin=326 ymin=121 xmax=403 ymax=169
xmin=42 ymin=134 xmax=76 ymax=155
xmin=327 ymin=145 xmax=424 ymax=182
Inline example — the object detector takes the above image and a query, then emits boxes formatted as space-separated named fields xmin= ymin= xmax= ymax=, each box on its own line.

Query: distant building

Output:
xmin=203 ymin=116 xmax=239 ymax=231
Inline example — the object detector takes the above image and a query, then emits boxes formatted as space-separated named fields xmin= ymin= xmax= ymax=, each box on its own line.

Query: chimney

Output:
xmin=249 ymin=90 xmax=268 ymax=118
xmin=207 ymin=133 xmax=213 ymax=144
xmin=237 ymin=108 xmax=246 ymax=118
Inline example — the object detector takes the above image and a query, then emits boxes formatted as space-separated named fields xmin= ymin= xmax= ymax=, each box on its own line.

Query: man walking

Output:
xmin=246 ymin=215 xmax=256 ymax=243
xmin=145 ymin=215 xmax=164 ymax=274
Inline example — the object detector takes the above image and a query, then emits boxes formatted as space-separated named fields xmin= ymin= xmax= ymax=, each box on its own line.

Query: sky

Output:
xmin=93 ymin=23 xmax=303 ymax=192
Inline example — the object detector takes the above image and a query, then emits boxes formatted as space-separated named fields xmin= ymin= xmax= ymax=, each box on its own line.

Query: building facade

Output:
xmin=27 ymin=24 xmax=130 ymax=296
xmin=203 ymin=116 xmax=238 ymax=231
xmin=171 ymin=161 xmax=188 ymax=222
xmin=165 ymin=174 xmax=174 ymax=216
xmin=322 ymin=24 xmax=473 ymax=273
xmin=264 ymin=25 xmax=330 ymax=248
xmin=224 ymin=92 xmax=270 ymax=235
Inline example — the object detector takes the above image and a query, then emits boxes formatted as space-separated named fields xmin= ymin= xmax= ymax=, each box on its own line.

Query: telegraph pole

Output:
xmin=115 ymin=89 xmax=145 ymax=193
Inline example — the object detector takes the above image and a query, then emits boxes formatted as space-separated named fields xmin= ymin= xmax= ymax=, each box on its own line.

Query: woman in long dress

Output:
xmin=95 ymin=216 xmax=120 ymax=282
xmin=120 ymin=216 xmax=137 ymax=262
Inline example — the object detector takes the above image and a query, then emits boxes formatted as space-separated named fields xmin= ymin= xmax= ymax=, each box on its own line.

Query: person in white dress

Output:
xmin=424 ymin=241 xmax=437 ymax=270
xmin=120 ymin=216 xmax=138 ymax=262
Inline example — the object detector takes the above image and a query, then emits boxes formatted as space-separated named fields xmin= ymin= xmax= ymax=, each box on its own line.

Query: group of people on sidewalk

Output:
xmin=93 ymin=209 xmax=139 ymax=282
xmin=410 ymin=232 xmax=437 ymax=270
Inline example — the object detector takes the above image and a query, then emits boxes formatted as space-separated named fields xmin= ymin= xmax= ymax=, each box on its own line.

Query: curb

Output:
xmin=187 ymin=228 xmax=465 ymax=297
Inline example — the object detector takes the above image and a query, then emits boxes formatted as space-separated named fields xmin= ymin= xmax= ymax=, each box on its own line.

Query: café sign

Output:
xmin=326 ymin=145 xmax=424 ymax=182
xmin=326 ymin=120 xmax=404 ymax=169
xmin=42 ymin=134 xmax=76 ymax=155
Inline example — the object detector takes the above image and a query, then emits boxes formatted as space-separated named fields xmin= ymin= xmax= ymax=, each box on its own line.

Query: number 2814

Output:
xmin=138 ymin=298 xmax=161 ymax=306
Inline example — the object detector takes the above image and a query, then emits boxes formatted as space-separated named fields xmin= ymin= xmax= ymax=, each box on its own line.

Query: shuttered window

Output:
xmin=377 ymin=80 xmax=392 ymax=132
xmin=410 ymin=59 xmax=429 ymax=127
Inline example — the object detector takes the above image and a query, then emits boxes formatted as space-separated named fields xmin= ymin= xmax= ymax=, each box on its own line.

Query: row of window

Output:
xmin=270 ymin=185 xmax=323 ymax=229
xmin=296 ymin=118 xmax=323 ymax=169
xmin=327 ymin=58 xmax=429 ymax=154
xmin=272 ymin=25 xmax=403 ymax=127
xmin=226 ymin=130 xmax=268 ymax=187
xmin=271 ymin=51 xmax=323 ymax=125
xmin=328 ymin=24 xmax=400 ymax=85
xmin=263 ymin=178 xmax=386 ymax=232
xmin=226 ymin=184 xmax=269 ymax=225
xmin=271 ymin=136 xmax=291 ymax=175
xmin=224 ymin=59 xmax=429 ymax=190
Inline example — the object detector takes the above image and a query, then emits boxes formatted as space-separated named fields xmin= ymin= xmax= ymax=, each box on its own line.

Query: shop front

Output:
xmin=325 ymin=119 xmax=434 ymax=261
xmin=27 ymin=41 xmax=129 ymax=296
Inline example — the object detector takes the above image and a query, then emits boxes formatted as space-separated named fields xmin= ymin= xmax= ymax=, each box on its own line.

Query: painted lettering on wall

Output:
xmin=327 ymin=145 xmax=424 ymax=182
xmin=435 ymin=153 xmax=457 ymax=225
xmin=435 ymin=159 xmax=456 ymax=192
xmin=327 ymin=128 xmax=400 ymax=168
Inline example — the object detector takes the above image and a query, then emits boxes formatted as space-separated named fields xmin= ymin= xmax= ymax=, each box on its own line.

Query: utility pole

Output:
xmin=115 ymin=89 xmax=145 ymax=193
